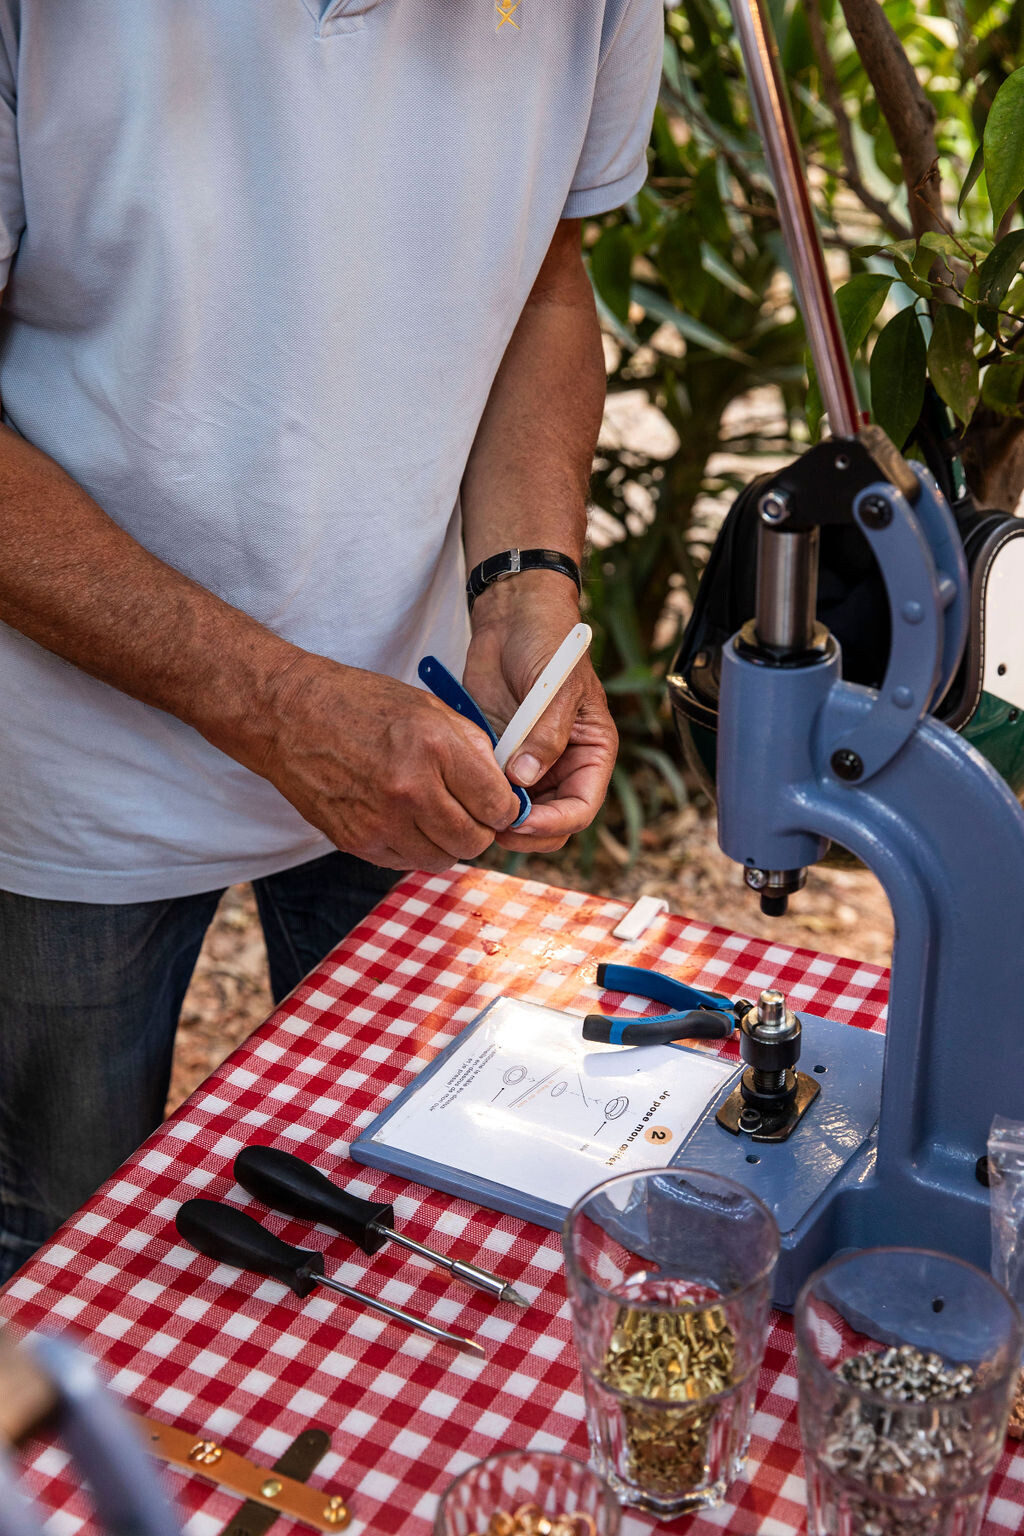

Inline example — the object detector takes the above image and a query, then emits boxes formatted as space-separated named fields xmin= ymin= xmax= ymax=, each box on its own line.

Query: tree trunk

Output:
xmin=960 ymin=413 xmax=1024 ymax=513
xmin=836 ymin=0 xmax=944 ymax=239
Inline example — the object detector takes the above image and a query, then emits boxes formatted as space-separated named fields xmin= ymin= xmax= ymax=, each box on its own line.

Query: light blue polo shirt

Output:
xmin=0 ymin=0 xmax=663 ymax=902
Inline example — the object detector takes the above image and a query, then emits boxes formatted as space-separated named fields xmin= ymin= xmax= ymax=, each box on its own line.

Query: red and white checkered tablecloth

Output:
xmin=2 ymin=867 xmax=1022 ymax=1536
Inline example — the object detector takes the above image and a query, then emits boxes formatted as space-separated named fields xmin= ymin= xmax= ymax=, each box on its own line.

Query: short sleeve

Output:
xmin=562 ymin=0 xmax=664 ymax=219
xmin=0 ymin=13 xmax=22 ymax=291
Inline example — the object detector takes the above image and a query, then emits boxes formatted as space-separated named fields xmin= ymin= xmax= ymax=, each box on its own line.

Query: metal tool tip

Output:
xmin=460 ymin=1337 xmax=488 ymax=1359
xmin=503 ymin=1285 xmax=531 ymax=1309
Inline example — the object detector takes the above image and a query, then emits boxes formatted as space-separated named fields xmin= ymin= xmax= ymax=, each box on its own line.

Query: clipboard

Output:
xmin=350 ymin=997 xmax=741 ymax=1230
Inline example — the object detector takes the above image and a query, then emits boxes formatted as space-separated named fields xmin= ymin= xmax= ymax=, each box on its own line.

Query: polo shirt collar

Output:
xmin=303 ymin=0 xmax=386 ymax=31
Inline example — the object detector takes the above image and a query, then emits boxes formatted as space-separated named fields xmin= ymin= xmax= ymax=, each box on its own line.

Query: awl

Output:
xmin=175 ymin=1199 xmax=486 ymax=1357
xmin=234 ymin=1145 xmax=529 ymax=1308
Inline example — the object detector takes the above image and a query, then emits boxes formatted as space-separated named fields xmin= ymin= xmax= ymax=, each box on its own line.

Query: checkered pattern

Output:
xmin=0 ymin=867 xmax=1018 ymax=1536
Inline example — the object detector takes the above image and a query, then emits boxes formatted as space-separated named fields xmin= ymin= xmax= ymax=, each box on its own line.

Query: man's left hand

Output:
xmin=463 ymin=581 xmax=617 ymax=853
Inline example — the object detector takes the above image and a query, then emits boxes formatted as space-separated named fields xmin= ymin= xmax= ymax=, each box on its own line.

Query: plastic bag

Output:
xmin=989 ymin=1116 xmax=1024 ymax=1301
xmin=989 ymin=1117 xmax=1024 ymax=1438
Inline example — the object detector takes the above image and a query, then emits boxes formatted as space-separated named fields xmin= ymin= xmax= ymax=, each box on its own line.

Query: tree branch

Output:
xmin=804 ymin=0 xmax=911 ymax=241
xmin=836 ymin=0 xmax=945 ymax=238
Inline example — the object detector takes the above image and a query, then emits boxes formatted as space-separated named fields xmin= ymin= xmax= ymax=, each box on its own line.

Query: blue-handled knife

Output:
xmin=418 ymin=657 xmax=531 ymax=828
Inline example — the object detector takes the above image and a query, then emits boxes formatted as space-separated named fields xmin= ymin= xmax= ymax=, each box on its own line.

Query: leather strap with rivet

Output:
xmin=142 ymin=1416 xmax=350 ymax=1531
xmin=219 ymin=1428 xmax=333 ymax=1536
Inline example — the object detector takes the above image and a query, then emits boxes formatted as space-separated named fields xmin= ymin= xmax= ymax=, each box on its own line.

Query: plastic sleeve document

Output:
xmin=351 ymin=997 xmax=740 ymax=1229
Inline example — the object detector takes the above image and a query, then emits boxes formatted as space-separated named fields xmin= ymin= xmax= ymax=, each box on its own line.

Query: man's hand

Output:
xmin=463 ymin=577 xmax=617 ymax=853
xmin=254 ymin=654 xmax=523 ymax=873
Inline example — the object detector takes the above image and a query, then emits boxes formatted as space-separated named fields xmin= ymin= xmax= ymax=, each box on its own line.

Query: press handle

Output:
xmin=234 ymin=1145 xmax=394 ymax=1256
xmin=175 ymin=1198 xmax=325 ymax=1297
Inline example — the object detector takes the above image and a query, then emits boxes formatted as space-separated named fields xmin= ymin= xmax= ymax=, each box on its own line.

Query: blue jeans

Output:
xmin=0 ymin=850 xmax=397 ymax=1283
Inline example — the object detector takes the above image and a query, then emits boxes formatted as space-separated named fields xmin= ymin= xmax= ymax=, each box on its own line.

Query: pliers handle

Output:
xmin=582 ymin=963 xmax=746 ymax=1047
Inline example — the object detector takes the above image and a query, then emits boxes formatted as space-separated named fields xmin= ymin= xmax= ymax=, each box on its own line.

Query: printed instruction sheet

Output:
xmin=366 ymin=997 xmax=739 ymax=1211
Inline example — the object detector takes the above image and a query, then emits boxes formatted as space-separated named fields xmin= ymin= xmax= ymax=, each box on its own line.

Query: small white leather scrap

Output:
xmin=612 ymin=895 xmax=669 ymax=942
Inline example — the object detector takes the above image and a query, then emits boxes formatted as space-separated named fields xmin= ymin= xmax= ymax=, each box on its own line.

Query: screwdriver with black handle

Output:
xmin=234 ymin=1145 xmax=529 ymax=1308
xmin=175 ymin=1198 xmax=485 ymax=1357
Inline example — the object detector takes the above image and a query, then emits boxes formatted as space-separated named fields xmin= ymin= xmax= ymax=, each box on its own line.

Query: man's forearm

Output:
xmin=458 ymin=220 xmax=616 ymax=847
xmin=460 ymin=219 xmax=606 ymax=614
xmin=0 ymin=423 xmax=300 ymax=771
xmin=0 ymin=424 xmax=526 ymax=868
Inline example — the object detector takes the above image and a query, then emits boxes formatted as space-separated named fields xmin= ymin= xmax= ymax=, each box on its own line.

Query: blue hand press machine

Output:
xmin=659 ymin=0 xmax=1024 ymax=1307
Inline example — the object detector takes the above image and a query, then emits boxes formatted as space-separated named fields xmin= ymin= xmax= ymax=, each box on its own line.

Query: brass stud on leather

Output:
xmin=259 ymin=1477 xmax=283 ymax=1498
xmin=188 ymin=1439 xmax=224 ymax=1466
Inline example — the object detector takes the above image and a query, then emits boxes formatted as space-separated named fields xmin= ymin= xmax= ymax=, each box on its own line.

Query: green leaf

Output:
xmin=650 ymin=104 xmax=685 ymax=177
xmin=976 ymin=229 xmax=1024 ymax=341
xmin=693 ymin=159 xmax=731 ymax=248
xmin=981 ymin=357 xmax=1024 ymax=416
xmin=628 ymin=187 xmax=665 ymax=252
xmin=927 ymin=304 xmax=979 ymax=426
xmin=588 ymin=227 xmax=633 ymax=325
xmin=911 ymin=243 xmax=937 ymax=280
xmin=575 ymin=821 xmax=599 ymax=880
xmin=591 ymin=289 xmax=636 ymax=351
xmin=610 ymin=765 xmax=644 ymax=865
xmin=835 ymin=273 xmax=897 ymax=352
xmin=630 ymin=744 xmax=689 ymax=808
xmin=699 ymin=242 xmax=758 ymax=301
xmin=807 ymin=273 xmax=892 ymax=433
xmin=853 ymin=238 xmax=918 ymax=263
xmin=978 ymin=229 xmax=1024 ymax=309
xmin=659 ymin=214 xmax=711 ymax=317
xmin=984 ymin=66 xmax=1024 ymax=228
xmin=958 ymin=142 xmax=985 ymax=217
xmin=603 ymin=665 xmax=666 ymax=696
xmin=632 ymin=284 xmax=752 ymax=362
xmin=892 ymin=253 xmax=933 ymax=299
xmin=870 ymin=306 xmax=926 ymax=449
xmin=919 ymin=231 xmax=969 ymax=263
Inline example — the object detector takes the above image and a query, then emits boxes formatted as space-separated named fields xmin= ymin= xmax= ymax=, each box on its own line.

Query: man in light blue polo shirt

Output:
xmin=0 ymin=0 xmax=663 ymax=1279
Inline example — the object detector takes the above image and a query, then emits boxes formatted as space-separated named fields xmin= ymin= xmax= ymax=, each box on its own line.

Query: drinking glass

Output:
xmin=562 ymin=1166 xmax=779 ymax=1518
xmin=796 ymin=1247 xmax=1024 ymax=1536
xmin=434 ymin=1450 xmax=621 ymax=1536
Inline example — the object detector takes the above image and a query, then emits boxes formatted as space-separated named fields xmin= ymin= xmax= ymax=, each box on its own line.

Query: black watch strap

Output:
xmin=466 ymin=547 xmax=583 ymax=611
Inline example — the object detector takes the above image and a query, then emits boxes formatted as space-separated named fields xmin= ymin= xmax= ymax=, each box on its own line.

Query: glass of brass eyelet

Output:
xmin=563 ymin=1167 xmax=779 ymax=1519
xmin=433 ymin=1450 xmax=620 ymax=1536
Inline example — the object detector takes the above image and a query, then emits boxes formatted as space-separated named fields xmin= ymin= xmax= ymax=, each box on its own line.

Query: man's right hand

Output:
xmin=251 ymin=655 xmax=523 ymax=873
xmin=0 ymin=422 xmax=519 ymax=873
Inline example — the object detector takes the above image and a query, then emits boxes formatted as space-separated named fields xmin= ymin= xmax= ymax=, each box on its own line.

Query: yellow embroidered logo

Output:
xmin=495 ymin=0 xmax=520 ymax=29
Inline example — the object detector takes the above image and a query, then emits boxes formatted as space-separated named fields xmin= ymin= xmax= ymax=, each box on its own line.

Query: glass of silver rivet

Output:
xmin=562 ymin=1168 xmax=779 ymax=1518
xmin=796 ymin=1248 xmax=1023 ymax=1536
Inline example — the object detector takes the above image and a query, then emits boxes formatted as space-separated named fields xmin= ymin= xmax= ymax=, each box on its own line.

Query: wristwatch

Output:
xmin=466 ymin=547 xmax=583 ymax=611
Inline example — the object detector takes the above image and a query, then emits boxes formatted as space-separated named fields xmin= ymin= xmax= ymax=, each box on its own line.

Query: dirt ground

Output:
xmin=168 ymin=808 xmax=893 ymax=1114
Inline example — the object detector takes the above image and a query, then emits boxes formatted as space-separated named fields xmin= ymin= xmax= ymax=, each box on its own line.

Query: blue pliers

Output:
xmin=582 ymin=963 xmax=750 ymax=1046
xmin=418 ymin=656 xmax=531 ymax=828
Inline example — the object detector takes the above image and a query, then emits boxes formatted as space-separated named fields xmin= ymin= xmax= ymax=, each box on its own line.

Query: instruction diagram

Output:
xmin=371 ymin=997 xmax=739 ymax=1211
